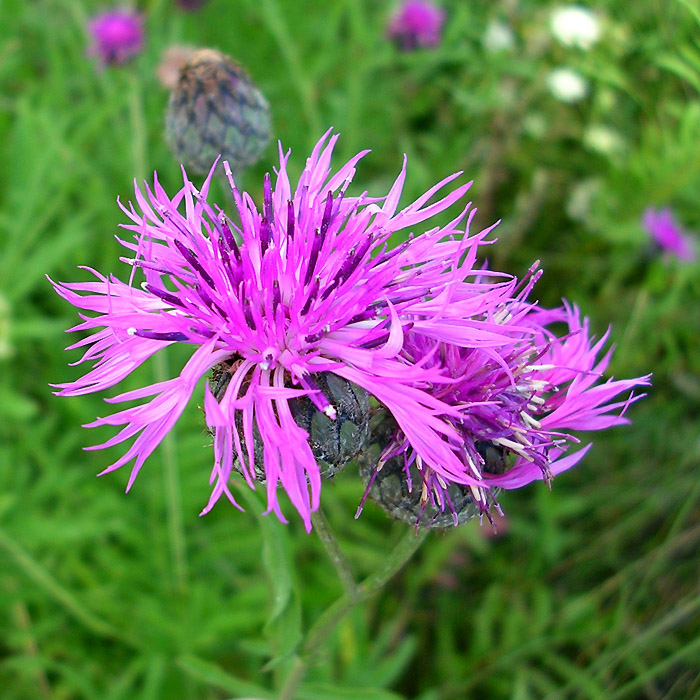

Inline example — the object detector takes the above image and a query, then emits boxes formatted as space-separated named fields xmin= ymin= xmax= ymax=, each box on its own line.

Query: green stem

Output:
xmin=278 ymin=656 xmax=306 ymax=700
xmin=258 ymin=0 xmax=322 ymax=138
xmin=128 ymin=75 xmax=147 ymax=181
xmin=311 ymin=508 xmax=358 ymax=598
xmin=278 ymin=526 xmax=428 ymax=700
xmin=304 ymin=526 xmax=428 ymax=657
xmin=128 ymin=79 xmax=189 ymax=593
xmin=154 ymin=351 xmax=188 ymax=592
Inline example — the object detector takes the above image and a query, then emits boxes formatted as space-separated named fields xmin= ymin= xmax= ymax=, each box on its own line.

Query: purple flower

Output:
xmin=359 ymin=292 xmax=650 ymax=526
xmin=642 ymin=207 xmax=697 ymax=262
xmin=51 ymin=131 xmax=648 ymax=531
xmin=51 ymin=131 xmax=505 ymax=529
xmin=87 ymin=8 xmax=144 ymax=67
xmin=387 ymin=0 xmax=446 ymax=51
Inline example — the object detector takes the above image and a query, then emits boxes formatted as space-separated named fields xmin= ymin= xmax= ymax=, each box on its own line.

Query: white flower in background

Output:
xmin=482 ymin=19 xmax=515 ymax=52
xmin=550 ymin=5 xmax=601 ymax=49
xmin=583 ymin=124 xmax=625 ymax=157
xmin=566 ymin=178 xmax=601 ymax=224
xmin=546 ymin=67 xmax=588 ymax=103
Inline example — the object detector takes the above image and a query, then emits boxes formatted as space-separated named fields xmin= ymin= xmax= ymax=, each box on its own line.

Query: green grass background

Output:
xmin=1 ymin=0 xmax=699 ymax=698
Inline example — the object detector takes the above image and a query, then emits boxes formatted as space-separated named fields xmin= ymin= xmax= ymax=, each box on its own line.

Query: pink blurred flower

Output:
xmin=642 ymin=207 xmax=697 ymax=262
xmin=387 ymin=0 xmax=446 ymax=51
xmin=87 ymin=8 xmax=144 ymax=66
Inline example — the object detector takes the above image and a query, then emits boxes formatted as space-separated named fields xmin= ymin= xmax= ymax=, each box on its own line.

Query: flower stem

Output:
xmin=304 ymin=526 xmax=428 ymax=657
xmin=278 ymin=526 xmax=428 ymax=700
xmin=310 ymin=508 xmax=358 ymax=598
xmin=128 ymin=80 xmax=189 ymax=594
xmin=258 ymin=0 xmax=321 ymax=138
xmin=154 ymin=351 xmax=188 ymax=592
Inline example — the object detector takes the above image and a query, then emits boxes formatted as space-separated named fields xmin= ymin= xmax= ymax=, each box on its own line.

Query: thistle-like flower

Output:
xmin=359 ymin=300 xmax=650 ymax=527
xmin=52 ymin=131 xmax=498 ymax=529
xmin=51 ymin=131 xmax=648 ymax=530
xmin=387 ymin=1 xmax=446 ymax=51
xmin=87 ymin=8 xmax=144 ymax=67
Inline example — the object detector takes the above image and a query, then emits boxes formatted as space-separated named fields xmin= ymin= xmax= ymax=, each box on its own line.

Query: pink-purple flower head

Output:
xmin=359 ymin=285 xmax=650 ymax=527
xmin=51 ymin=130 xmax=514 ymax=530
xmin=87 ymin=8 xmax=144 ymax=67
xmin=387 ymin=0 xmax=446 ymax=51
xmin=642 ymin=207 xmax=697 ymax=262
xmin=51 ymin=131 xmax=648 ymax=531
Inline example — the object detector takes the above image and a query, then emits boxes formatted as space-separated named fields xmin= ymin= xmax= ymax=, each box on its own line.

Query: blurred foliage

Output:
xmin=1 ymin=0 xmax=699 ymax=698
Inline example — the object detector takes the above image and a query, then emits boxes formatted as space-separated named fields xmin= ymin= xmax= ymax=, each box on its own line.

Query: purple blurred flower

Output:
xmin=642 ymin=207 xmax=697 ymax=262
xmin=387 ymin=0 xmax=446 ymax=51
xmin=360 ymin=298 xmax=650 ymax=525
xmin=87 ymin=8 xmax=144 ymax=66
xmin=51 ymin=131 xmax=648 ymax=530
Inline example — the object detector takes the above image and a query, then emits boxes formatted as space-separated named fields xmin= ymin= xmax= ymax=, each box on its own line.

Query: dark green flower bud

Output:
xmin=165 ymin=48 xmax=271 ymax=176
xmin=359 ymin=410 xmax=509 ymax=529
xmin=210 ymin=363 xmax=370 ymax=480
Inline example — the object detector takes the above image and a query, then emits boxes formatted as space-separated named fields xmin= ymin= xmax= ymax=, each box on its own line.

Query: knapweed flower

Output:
xmin=51 ymin=131 xmax=648 ymax=531
xmin=52 ymin=130 xmax=495 ymax=530
xmin=165 ymin=48 xmax=271 ymax=176
xmin=87 ymin=8 xmax=144 ymax=67
xmin=642 ymin=207 xmax=697 ymax=262
xmin=387 ymin=0 xmax=446 ymax=51
xmin=546 ymin=67 xmax=588 ymax=103
xmin=360 ymin=299 xmax=650 ymax=527
xmin=550 ymin=5 xmax=601 ymax=50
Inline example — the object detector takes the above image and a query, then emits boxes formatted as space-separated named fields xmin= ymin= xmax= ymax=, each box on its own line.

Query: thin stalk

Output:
xmin=310 ymin=508 xmax=358 ymax=598
xmin=258 ymin=0 xmax=322 ymax=137
xmin=128 ymin=80 xmax=189 ymax=592
xmin=304 ymin=526 xmax=428 ymax=657
xmin=278 ymin=526 xmax=428 ymax=700
xmin=154 ymin=351 xmax=189 ymax=592
xmin=278 ymin=656 xmax=306 ymax=700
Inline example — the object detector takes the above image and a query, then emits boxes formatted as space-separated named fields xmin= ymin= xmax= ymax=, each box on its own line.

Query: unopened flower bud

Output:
xmin=211 ymin=364 xmax=370 ymax=480
xmin=359 ymin=410 xmax=508 ymax=529
xmin=165 ymin=49 xmax=271 ymax=176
